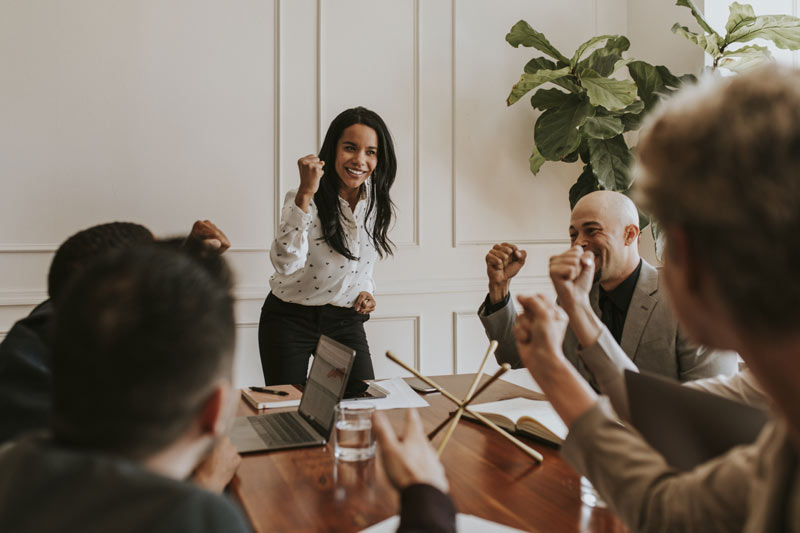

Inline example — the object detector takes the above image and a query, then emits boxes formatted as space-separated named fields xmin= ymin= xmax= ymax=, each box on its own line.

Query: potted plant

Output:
xmin=505 ymin=21 xmax=694 ymax=228
xmin=672 ymin=0 xmax=800 ymax=74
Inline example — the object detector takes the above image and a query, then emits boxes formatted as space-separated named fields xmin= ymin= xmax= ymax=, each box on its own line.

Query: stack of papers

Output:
xmin=499 ymin=368 xmax=542 ymax=393
xmin=341 ymin=378 xmax=429 ymax=410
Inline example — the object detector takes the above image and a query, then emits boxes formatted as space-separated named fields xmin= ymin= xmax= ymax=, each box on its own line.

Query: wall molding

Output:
xmin=455 ymin=238 xmax=571 ymax=247
xmin=369 ymin=313 xmax=421 ymax=371
xmin=451 ymin=310 xmax=476 ymax=374
xmin=233 ymin=275 xmax=551 ymax=301
xmin=0 ymin=290 xmax=49 ymax=306
xmin=273 ymin=0 xmax=282 ymax=235
xmin=0 ymin=275 xmax=552 ymax=307
xmin=0 ymin=244 xmax=269 ymax=254
xmin=0 ymin=321 xmax=262 ymax=338
xmin=311 ymin=0 xmax=420 ymax=248
xmin=450 ymin=0 xmax=457 ymax=247
xmin=452 ymin=309 xmax=514 ymax=374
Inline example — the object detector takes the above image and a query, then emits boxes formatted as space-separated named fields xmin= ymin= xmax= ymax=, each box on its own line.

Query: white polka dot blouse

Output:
xmin=268 ymin=186 xmax=378 ymax=308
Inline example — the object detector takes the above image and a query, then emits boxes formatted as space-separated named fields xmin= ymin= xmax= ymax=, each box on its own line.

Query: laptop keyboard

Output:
xmin=249 ymin=412 xmax=318 ymax=445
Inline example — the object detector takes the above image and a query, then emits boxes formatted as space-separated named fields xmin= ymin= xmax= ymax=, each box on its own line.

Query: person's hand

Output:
xmin=514 ymin=294 xmax=598 ymax=427
xmin=354 ymin=291 xmax=376 ymax=314
xmin=188 ymin=220 xmax=231 ymax=253
xmin=514 ymin=294 xmax=569 ymax=371
xmin=373 ymin=409 xmax=449 ymax=494
xmin=190 ymin=436 xmax=242 ymax=493
xmin=485 ymin=243 xmax=526 ymax=304
xmin=296 ymin=154 xmax=325 ymax=211
xmin=548 ymin=245 xmax=594 ymax=312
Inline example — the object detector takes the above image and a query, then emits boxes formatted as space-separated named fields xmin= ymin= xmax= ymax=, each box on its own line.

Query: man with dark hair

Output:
xmin=0 ymin=245 xmax=250 ymax=532
xmin=0 ymin=220 xmax=239 ymax=494
xmin=0 ymin=219 xmax=229 ymax=444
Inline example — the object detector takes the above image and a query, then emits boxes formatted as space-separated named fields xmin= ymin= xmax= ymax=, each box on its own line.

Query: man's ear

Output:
xmin=197 ymin=383 xmax=230 ymax=437
xmin=623 ymin=224 xmax=640 ymax=246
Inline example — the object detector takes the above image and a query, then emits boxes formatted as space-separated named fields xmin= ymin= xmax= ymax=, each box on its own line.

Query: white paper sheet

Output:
xmin=499 ymin=368 xmax=543 ymax=393
xmin=340 ymin=378 xmax=429 ymax=410
xmin=360 ymin=513 xmax=526 ymax=532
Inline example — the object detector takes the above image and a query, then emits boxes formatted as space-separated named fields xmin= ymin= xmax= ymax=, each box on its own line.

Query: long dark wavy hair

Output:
xmin=314 ymin=106 xmax=396 ymax=260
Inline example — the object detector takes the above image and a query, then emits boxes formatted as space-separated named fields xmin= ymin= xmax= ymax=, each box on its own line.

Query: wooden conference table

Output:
xmin=231 ymin=374 xmax=627 ymax=533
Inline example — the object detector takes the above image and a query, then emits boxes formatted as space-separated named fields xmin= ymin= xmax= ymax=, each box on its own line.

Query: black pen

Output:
xmin=249 ymin=386 xmax=289 ymax=396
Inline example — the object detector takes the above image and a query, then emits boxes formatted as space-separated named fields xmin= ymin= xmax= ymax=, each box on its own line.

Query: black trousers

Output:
xmin=258 ymin=292 xmax=375 ymax=387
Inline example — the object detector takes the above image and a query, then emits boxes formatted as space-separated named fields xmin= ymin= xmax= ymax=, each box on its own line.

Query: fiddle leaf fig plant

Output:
xmin=506 ymin=20 xmax=695 ymax=224
xmin=672 ymin=0 xmax=800 ymax=73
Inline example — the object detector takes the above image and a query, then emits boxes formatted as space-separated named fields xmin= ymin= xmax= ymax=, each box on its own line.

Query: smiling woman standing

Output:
xmin=259 ymin=107 xmax=396 ymax=389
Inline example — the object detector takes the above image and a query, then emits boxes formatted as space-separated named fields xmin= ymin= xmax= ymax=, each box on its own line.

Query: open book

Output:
xmin=464 ymin=397 xmax=568 ymax=446
xmin=240 ymin=385 xmax=302 ymax=410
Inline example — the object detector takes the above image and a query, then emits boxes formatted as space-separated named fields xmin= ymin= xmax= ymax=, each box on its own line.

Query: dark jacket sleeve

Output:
xmin=397 ymin=484 xmax=456 ymax=533
xmin=477 ymin=294 xmax=522 ymax=369
xmin=0 ymin=301 xmax=55 ymax=444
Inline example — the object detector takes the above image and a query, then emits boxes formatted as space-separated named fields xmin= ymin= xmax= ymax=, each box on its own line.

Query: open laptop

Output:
xmin=625 ymin=369 xmax=767 ymax=471
xmin=230 ymin=335 xmax=355 ymax=453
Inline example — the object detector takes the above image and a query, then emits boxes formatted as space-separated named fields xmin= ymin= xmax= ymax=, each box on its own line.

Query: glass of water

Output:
xmin=334 ymin=403 xmax=376 ymax=462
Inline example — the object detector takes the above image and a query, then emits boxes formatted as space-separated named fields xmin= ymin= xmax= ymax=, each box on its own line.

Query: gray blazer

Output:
xmin=478 ymin=260 xmax=738 ymax=389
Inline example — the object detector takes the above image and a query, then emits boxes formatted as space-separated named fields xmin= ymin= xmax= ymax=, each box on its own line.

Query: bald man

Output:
xmin=478 ymin=191 xmax=738 ymax=390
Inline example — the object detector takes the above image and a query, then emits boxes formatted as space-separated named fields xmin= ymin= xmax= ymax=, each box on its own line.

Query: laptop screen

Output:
xmin=625 ymin=370 xmax=767 ymax=471
xmin=298 ymin=335 xmax=355 ymax=436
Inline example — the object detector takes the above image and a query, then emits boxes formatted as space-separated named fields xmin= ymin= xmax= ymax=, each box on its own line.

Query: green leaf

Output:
xmin=578 ymin=138 xmax=590 ymax=164
xmin=569 ymin=165 xmax=602 ymax=209
xmin=588 ymin=135 xmax=634 ymax=190
xmin=570 ymin=34 xmax=617 ymax=66
xmin=611 ymin=58 xmax=633 ymax=73
xmin=563 ymin=149 xmax=580 ymax=163
xmin=620 ymin=112 xmax=643 ymax=132
xmin=534 ymin=95 xmax=595 ymax=160
xmin=526 ymin=57 xmax=582 ymax=92
xmin=676 ymin=0 xmax=721 ymax=38
xmin=619 ymin=99 xmax=645 ymax=115
xmin=524 ymin=56 xmax=557 ymax=73
xmin=628 ymin=61 xmax=663 ymax=110
xmin=725 ymin=2 xmax=756 ymax=36
xmin=579 ymin=69 xmax=638 ymax=111
xmin=507 ymin=67 xmax=571 ymax=106
xmin=576 ymin=36 xmax=631 ymax=77
xmin=529 ymin=144 xmax=546 ymax=175
xmin=651 ymin=219 xmax=665 ymax=261
xmin=655 ymin=65 xmax=686 ymax=88
xmin=582 ymin=115 xmax=624 ymax=139
xmin=603 ymin=35 xmax=631 ymax=56
xmin=718 ymin=44 xmax=773 ymax=72
xmin=672 ymin=23 xmax=722 ymax=56
xmin=531 ymin=88 xmax=572 ymax=110
xmin=727 ymin=14 xmax=800 ymax=50
xmin=506 ymin=20 xmax=571 ymax=63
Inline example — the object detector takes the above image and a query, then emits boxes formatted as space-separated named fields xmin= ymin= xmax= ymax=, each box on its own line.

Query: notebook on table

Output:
xmin=463 ymin=397 xmax=567 ymax=446
xmin=229 ymin=335 xmax=355 ymax=453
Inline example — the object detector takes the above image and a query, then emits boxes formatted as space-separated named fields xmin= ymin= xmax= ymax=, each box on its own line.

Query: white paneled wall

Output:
xmin=0 ymin=0 xmax=703 ymax=387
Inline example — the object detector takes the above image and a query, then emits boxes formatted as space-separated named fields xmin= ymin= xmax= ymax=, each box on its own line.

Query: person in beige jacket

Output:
xmin=512 ymin=65 xmax=800 ymax=532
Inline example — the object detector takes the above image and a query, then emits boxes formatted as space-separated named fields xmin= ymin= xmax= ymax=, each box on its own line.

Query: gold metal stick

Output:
xmin=435 ymin=341 xmax=497 ymax=455
xmin=386 ymin=351 xmax=544 ymax=463
xmin=428 ymin=363 xmax=509 ymax=440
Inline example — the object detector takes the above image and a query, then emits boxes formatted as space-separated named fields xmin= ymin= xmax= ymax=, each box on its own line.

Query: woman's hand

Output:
xmin=354 ymin=292 xmax=376 ymax=314
xmin=295 ymin=154 xmax=325 ymax=212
